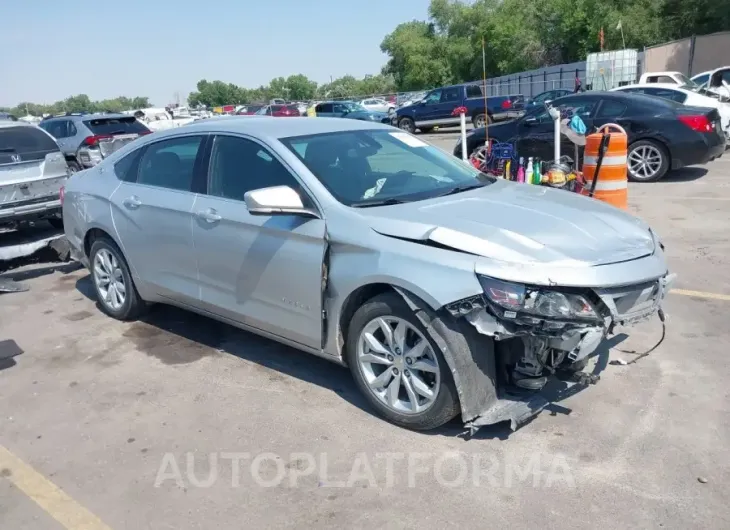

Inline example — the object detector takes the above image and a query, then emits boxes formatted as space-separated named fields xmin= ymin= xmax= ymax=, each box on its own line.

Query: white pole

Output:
xmin=554 ymin=116 xmax=561 ymax=162
xmin=460 ymin=111 xmax=468 ymax=161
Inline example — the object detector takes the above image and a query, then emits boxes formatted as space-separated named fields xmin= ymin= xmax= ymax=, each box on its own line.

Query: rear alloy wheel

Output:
xmin=346 ymin=293 xmax=460 ymax=431
xmin=472 ymin=113 xmax=491 ymax=128
xmin=398 ymin=117 xmax=416 ymax=133
xmin=89 ymin=238 xmax=145 ymax=320
xmin=628 ymin=140 xmax=669 ymax=182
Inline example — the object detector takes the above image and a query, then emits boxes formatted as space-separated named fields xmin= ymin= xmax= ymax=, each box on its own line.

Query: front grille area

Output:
xmin=595 ymin=280 xmax=661 ymax=320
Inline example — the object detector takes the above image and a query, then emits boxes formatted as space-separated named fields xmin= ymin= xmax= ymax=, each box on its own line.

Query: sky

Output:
xmin=1 ymin=0 xmax=431 ymax=107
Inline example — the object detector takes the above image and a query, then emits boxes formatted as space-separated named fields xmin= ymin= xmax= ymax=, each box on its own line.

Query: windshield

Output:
xmin=83 ymin=117 xmax=150 ymax=135
xmin=281 ymin=129 xmax=494 ymax=207
xmin=680 ymin=83 xmax=726 ymax=100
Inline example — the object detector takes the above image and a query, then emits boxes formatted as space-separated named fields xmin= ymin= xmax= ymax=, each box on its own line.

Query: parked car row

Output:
xmin=454 ymin=91 xmax=725 ymax=182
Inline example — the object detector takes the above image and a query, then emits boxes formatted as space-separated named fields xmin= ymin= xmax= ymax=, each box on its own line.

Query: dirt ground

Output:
xmin=1 ymin=134 xmax=729 ymax=529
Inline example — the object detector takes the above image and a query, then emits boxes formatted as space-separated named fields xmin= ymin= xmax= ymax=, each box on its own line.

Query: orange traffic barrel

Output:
xmin=581 ymin=123 xmax=628 ymax=209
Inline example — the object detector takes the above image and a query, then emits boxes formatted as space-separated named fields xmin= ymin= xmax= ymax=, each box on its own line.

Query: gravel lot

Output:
xmin=1 ymin=131 xmax=729 ymax=529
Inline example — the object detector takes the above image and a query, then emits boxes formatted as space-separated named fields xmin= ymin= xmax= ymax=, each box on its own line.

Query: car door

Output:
xmin=332 ymin=102 xmax=349 ymax=117
xmin=191 ymin=133 xmax=326 ymax=350
xmin=40 ymin=119 xmax=73 ymax=155
xmin=516 ymin=96 xmax=598 ymax=161
xmin=414 ymin=88 xmax=443 ymax=126
xmin=434 ymin=86 xmax=462 ymax=125
xmin=110 ymin=133 xmax=206 ymax=306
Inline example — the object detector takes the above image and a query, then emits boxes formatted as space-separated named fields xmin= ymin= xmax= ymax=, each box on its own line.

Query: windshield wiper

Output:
xmin=351 ymin=198 xmax=408 ymax=208
xmin=434 ymin=182 xmax=487 ymax=197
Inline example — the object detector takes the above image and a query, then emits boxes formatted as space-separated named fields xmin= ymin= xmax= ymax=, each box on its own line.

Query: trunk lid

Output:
xmin=82 ymin=116 xmax=150 ymax=157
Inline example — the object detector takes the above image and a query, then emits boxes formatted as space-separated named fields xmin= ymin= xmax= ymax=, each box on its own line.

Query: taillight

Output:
xmin=678 ymin=115 xmax=712 ymax=133
xmin=138 ymin=130 xmax=152 ymax=136
xmin=501 ymin=99 xmax=512 ymax=109
xmin=83 ymin=134 xmax=112 ymax=146
xmin=60 ymin=186 xmax=65 ymax=205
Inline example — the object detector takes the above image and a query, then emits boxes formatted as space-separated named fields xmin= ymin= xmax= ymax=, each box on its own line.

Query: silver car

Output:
xmin=62 ymin=117 xmax=674 ymax=432
xmin=1 ymin=121 xmax=69 ymax=227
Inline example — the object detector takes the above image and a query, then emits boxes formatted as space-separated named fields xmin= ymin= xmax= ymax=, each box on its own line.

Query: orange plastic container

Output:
xmin=581 ymin=123 xmax=628 ymax=209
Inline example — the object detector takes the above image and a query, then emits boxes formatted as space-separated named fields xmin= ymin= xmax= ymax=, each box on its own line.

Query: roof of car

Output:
xmin=44 ymin=112 xmax=131 ymax=121
xmin=154 ymin=116 xmax=393 ymax=140
xmin=0 ymin=120 xmax=35 ymax=129
xmin=615 ymin=83 xmax=688 ymax=91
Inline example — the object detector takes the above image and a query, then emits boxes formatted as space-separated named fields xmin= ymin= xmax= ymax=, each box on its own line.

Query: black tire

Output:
xmin=627 ymin=140 xmax=669 ymax=182
xmin=472 ymin=113 xmax=491 ymax=128
xmin=398 ymin=116 xmax=416 ymax=133
xmin=47 ymin=217 xmax=64 ymax=229
xmin=345 ymin=292 xmax=460 ymax=431
xmin=89 ymin=237 xmax=145 ymax=321
xmin=66 ymin=159 xmax=81 ymax=173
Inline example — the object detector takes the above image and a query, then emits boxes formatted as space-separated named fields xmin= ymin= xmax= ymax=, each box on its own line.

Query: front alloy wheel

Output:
xmin=346 ymin=292 xmax=460 ymax=431
xmin=357 ymin=316 xmax=441 ymax=414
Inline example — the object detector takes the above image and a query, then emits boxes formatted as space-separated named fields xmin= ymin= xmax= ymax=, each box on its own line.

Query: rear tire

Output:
xmin=89 ymin=237 xmax=145 ymax=321
xmin=398 ymin=117 xmax=416 ymax=133
xmin=627 ymin=140 xmax=669 ymax=182
xmin=472 ymin=113 xmax=491 ymax=128
xmin=345 ymin=293 xmax=460 ymax=431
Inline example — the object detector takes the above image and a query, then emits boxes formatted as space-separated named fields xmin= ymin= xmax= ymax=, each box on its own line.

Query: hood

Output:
xmin=358 ymin=181 xmax=654 ymax=267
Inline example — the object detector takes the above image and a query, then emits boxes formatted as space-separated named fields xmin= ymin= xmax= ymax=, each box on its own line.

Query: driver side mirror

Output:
xmin=244 ymin=185 xmax=319 ymax=218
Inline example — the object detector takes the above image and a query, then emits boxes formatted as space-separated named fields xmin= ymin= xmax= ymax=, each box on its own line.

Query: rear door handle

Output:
xmin=196 ymin=208 xmax=221 ymax=223
xmin=123 ymin=196 xmax=141 ymax=209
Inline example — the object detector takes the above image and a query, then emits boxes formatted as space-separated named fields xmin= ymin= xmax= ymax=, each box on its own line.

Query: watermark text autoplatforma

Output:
xmin=154 ymin=450 xmax=575 ymax=489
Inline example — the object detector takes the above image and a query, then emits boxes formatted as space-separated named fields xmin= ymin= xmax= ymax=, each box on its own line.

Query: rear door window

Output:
xmin=114 ymin=148 xmax=143 ymax=182
xmin=317 ymin=103 xmax=333 ymax=113
xmin=0 ymin=126 xmax=60 ymax=165
xmin=441 ymin=87 xmax=461 ymax=103
xmin=466 ymin=85 xmax=483 ymax=98
xmin=136 ymin=135 xmax=204 ymax=192
xmin=642 ymin=88 xmax=687 ymax=103
xmin=596 ymin=100 xmax=628 ymax=118
xmin=83 ymin=117 xmax=150 ymax=135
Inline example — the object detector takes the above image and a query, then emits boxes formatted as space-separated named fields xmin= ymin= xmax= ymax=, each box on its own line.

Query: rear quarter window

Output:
xmin=83 ymin=117 xmax=150 ymax=135
xmin=0 ymin=126 xmax=59 ymax=165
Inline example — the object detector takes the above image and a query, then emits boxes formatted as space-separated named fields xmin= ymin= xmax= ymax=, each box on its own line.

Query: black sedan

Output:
xmin=454 ymin=91 xmax=725 ymax=182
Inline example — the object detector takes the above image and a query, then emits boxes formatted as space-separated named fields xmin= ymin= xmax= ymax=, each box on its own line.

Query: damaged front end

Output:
xmin=438 ymin=272 xmax=675 ymax=433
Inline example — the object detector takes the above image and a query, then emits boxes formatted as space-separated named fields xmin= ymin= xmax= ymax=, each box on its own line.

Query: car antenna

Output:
xmin=482 ymin=36 xmax=489 ymax=156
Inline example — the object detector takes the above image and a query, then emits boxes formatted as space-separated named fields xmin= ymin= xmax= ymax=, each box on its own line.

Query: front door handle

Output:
xmin=123 ymin=195 xmax=141 ymax=209
xmin=195 ymin=208 xmax=221 ymax=223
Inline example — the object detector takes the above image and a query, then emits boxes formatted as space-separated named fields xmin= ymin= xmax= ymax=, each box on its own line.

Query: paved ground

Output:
xmin=1 ymin=133 xmax=729 ymax=529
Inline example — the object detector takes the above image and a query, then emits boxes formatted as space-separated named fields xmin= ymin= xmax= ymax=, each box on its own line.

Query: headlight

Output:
xmin=477 ymin=275 xmax=598 ymax=320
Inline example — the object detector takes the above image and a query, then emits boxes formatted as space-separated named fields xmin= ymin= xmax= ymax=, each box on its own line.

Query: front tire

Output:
xmin=89 ymin=237 xmax=145 ymax=320
xmin=628 ymin=140 xmax=669 ymax=182
xmin=398 ymin=116 xmax=416 ymax=133
xmin=345 ymin=293 xmax=460 ymax=431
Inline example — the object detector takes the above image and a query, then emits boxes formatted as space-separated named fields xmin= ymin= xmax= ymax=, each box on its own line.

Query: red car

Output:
xmin=255 ymin=104 xmax=302 ymax=117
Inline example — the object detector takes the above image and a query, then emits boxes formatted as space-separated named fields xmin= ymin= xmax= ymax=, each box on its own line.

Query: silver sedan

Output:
xmin=62 ymin=117 xmax=674 ymax=432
